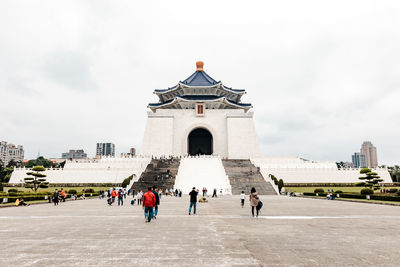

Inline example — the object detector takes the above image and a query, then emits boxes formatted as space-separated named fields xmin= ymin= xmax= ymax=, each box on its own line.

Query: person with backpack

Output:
xmin=117 ymin=189 xmax=124 ymax=206
xmin=142 ymin=187 xmax=156 ymax=223
xmin=152 ymin=185 xmax=160 ymax=219
xmin=249 ymin=187 xmax=261 ymax=217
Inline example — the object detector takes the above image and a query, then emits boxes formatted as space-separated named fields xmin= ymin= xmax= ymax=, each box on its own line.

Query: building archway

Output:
xmin=188 ymin=128 xmax=213 ymax=155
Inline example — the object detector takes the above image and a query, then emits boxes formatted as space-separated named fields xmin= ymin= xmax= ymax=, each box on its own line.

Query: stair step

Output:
xmin=222 ymin=159 xmax=276 ymax=195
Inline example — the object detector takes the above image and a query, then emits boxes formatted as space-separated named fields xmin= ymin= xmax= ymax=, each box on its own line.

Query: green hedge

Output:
xmin=285 ymin=183 xmax=400 ymax=187
xmin=0 ymin=192 xmax=99 ymax=204
xmin=360 ymin=188 xmax=374 ymax=195
xmin=303 ymin=192 xmax=400 ymax=202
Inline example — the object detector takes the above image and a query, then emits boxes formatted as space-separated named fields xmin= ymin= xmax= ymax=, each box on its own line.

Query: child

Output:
xmin=240 ymin=191 xmax=245 ymax=208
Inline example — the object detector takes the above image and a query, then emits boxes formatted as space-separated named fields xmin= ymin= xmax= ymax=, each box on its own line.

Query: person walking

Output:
xmin=53 ymin=189 xmax=60 ymax=206
xmin=117 ymin=189 xmax=124 ymax=206
xmin=142 ymin=187 xmax=156 ymax=222
xmin=212 ymin=188 xmax=217 ymax=198
xmin=240 ymin=191 xmax=245 ymax=208
xmin=60 ymin=188 xmax=66 ymax=202
xmin=249 ymin=187 xmax=260 ymax=217
xmin=137 ymin=190 xmax=143 ymax=205
xmin=152 ymin=186 xmax=160 ymax=219
xmin=188 ymin=187 xmax=198 ymax=215
xmin=111 ymin=188 xmax=117 ymax=203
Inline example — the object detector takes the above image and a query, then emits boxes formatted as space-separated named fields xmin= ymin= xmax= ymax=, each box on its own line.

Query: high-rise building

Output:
xmin=0 ymin=141 xmax=24 ymax=166
xmin=360 ymin=141 xmax=378 ymax=168
xmin=61 ymin=149 xmax=87 ymax=159
xmin=352 ymin=152 xmax=366 ymax=168
xmin=96 ymin=143 xmax=115 ymax=157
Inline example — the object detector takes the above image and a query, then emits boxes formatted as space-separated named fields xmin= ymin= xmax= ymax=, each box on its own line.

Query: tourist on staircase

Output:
xmin=142 ymin=187 xmax=156 ymax=223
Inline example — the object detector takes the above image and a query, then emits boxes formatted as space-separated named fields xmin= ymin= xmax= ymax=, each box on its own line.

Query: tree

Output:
xmin=0 ymin=165 xmax=14 ymax=183
xmin=388 ymin=165 xmax=400 ymax=182
xmin=278 ymin=179 xmax=284 ymax=193
xmin=7 ymin=159 xmax=21 ymax=168
xmin=23 ymin=157 xmax=54 ymax=168
xmin=359 ymin=168 xmax=383 ymax=191
xmin=24 ymin=166 xmax=49 ymax=192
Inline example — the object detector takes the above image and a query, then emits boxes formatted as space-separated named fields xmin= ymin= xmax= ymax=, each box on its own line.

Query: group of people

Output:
xmin=106 ymin=188 xmax=127 ymax=206
xmin=52 ymin=188 xmax=67 ymax=206
xmin=142 ymin=186 xmax=161 ymax=222
xmin=201 ymin=187 xmax=222 ymax=198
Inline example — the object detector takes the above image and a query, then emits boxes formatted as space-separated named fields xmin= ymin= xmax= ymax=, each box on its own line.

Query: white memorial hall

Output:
xmin=9 ymin=62 xmax=391 ymax=193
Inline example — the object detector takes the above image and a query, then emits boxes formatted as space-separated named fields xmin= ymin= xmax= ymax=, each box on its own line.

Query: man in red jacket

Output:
xmin=142 ymin=187 xmax=155 ymax=222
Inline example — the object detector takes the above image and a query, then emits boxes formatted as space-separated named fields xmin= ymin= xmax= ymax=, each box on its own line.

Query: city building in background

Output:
xmin=96 ymin=143 xmax=115 ymax=157
xmin=61 ymin=149 xmax=87 ymax=159
xmin=0 ymin=141 xmax=24 ymax=166
xmin=352 ymin=152 xmax=366 ymax=168
xmin=360 ymin=141 xmax=378 ymax=168
xmin=120 ymin=148 xmax=136 ymax=157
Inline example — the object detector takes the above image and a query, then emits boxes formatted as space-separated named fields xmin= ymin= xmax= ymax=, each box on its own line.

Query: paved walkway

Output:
xmin=1 ymin=195 xmax=400 ymax=266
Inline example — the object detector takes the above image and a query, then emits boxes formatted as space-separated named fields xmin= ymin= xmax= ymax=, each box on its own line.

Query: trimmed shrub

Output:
xmin=360 ymin=188 xmax=374 ymax=195
xmin=355 ymin=182 xmax=365 ymax=187
xmin=278 ymin=179 xmax=284 ymax=193
xmin=84 ymin=188 xmax=94 ymax=193
xmin=314 ymin=188 xmax=324 ymax=194
xmin=388 ymin=188 xmax=398 ymax=193
xmin=8 ymin=189 xmax=18 ymax=193
xmin=68 ymin=189 xmax=77 ymax=194
xmin=0 ymin=183 xmax=3 ymax=192
xmin=335 ymin=190 xmax=343 ymax=194
xmin=121 ymin=177 xmax=132 ymax=188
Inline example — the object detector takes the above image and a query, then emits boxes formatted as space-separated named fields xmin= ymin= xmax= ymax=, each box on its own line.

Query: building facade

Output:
xmin=141 ymin=61 xmax=261 ymax=159
xmin=61 ymin=149 xmax=87 ymax=159
xmin=360 ymin=141 xmax=378 ymax=168
xmin=96 ymin=143 xmax=115 ymax=157
xmin=0 ymin=141 xmax=24 ymax=166
xmin=352 ymin=152 xmax=366 ymax=168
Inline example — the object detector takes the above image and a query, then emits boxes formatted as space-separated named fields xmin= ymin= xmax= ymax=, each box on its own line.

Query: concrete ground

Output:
xmin=1 ymin=195 xmax=400 ymax=266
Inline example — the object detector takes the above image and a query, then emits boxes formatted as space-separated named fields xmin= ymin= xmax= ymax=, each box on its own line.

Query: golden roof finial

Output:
xmin=196 ymin=61 xmax=204 ymax=71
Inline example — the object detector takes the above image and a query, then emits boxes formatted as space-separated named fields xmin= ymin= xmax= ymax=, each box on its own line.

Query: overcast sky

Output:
xmin=0 ymin=1 xmax=399 ymax=165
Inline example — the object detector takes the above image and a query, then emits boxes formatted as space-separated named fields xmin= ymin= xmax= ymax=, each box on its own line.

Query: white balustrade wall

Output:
xmin=9 ymin=156 xmax=151 ymax=184
xmin=174 ymin=156 xmax=232 ymax=194
xmin=251 ymin=157 xmax=392 ymax=183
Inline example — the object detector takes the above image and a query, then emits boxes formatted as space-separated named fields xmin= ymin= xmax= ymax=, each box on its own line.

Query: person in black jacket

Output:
xmin=189 ymin=187 xmax=198 ymax=215
xmin=53 ymin=189 xmax=60 ymax=206
xmin=152 ymin=185 xmax=160 ymax=219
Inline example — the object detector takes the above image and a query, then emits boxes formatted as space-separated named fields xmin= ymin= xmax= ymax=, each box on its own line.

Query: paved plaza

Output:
xmin=1 ymin=195 xmax=400 ymax=266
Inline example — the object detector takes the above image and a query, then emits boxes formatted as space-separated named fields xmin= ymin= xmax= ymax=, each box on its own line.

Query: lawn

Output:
xmin=4 ymin=186 xmax=111 ymax=193
xmin=286 ymin=186 xmax=400 ymax=194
